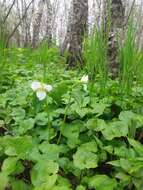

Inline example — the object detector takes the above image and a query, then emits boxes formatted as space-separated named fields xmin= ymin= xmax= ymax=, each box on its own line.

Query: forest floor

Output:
xmin=0 ymin=47 xmax=143 ymax=190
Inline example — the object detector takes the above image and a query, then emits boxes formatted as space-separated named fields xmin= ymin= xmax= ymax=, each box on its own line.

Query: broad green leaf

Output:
xmin=51 ymin=186 xmax=71 ymax=190
xmin=2 ymin=157 xmax=18 ymax=175
xmin=28 ymin=147 xmax=42 ymax=162
xmin=119 ymin=111 xmax=143 ymax=129
xmin=12 ymin=107 xmax=25 ymax=121
xmin=79 ymin=141 xmax=98 ymax=152
xmin=102 ymin=121 xmax=128 ymax=140
xmin=35 ymin=112 xmax=49 ymax=126
xmin=128 ymin=138 xmax=143 ymax=156
xmin=86 ymin=118 xmax=107 ymax=131
xmin=39 ymin=142 xmax=61 ymax=160
xmin=91 ymin=103 xmax=108 ymax=116
xmin=73 ymin=141 xmax=98 ymax=170
xmin=0 ymin=172 xmax=9 ymax=190
xmin=115 ymin=172 xmax=131 ymax=183
xmin=75 ymin=107 xmax=91 ymax=118
xmin=50 ymin=176 xmax=72 ymax=190
xmin=11 ymin=180 xmax=32 ymax=190
xmin=33 ymin=175 xmax=57 ymax=190
xmin=61 ymin=122 xmax=84 ymax=148
xmin=86 ymin=175 xmax=117 ymax=190
xmin=37 ymin=127 xmax=56 ymax=141
xmin=17 ymin=118 xmax=35 ymax=134
xmin=51 ymin=81 xmax=70 ymax=105
xmin=76 ymin=185 xmax=86 ymax=190
xmin=31 ymin=160 xmax=59 ymax=187
xmin=119 ymin=111 xmax=135 ymax=123
xmin=3 ymin=136 xmax=33 ymax=159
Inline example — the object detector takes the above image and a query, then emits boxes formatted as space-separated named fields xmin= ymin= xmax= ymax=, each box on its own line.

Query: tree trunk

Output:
xmin=105 ymin=0 xmax=125 ymax=78
xmin=60 ymin=2 xmax=73 ymax=55
xmin=66 ymin=0 xmax=88 ymax=68
xmin=32 ymin=0 xmax=44 ymax=48
xmin=44 ymin=0 xmax=52 ymax=47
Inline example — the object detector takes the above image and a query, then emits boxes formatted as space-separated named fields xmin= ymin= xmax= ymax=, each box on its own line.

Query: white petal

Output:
xmin=81 ymin=75 xmax=88 ymax=83
xmin=36 ymin=90 xmax=47 ymax=101
xmin=31 ymin=81 xmax=41 ymax=91
xmin=44 ymin=84 xmax=53 ymax=92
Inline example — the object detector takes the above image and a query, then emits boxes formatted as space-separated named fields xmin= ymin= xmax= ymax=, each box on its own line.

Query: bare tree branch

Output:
xmin=6 ymin=0 xmax=35 ymax=47
xmin=3 ymin=0 xmax=16 ymax=24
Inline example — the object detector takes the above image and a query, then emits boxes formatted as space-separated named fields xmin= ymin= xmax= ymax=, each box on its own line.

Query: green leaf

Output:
xmin=51 ymin=186 xmax=71 ymax=190
xmin=114 ymin=146 xmax=136 ymax=158
xmin=102 ymin=121 xmax=128 ymax=140
xmin=50 ymin=176 xmax=72 ymax=190
xmin=31 ymin=160 xmax=59 ymax=188
xmin=33 ymin=175 xmax=58 ymax=190
xmin=76 ymin=185 xmax=86 ymax=190
xmin=3 ymin=136 xmax=33 ymax=159
xmin=11 ymin=180 xmax=32 ymax=190
xmin=12 ymin=107 xmax=25 ymax=121
xmin=61 ymin=122 xmax=84 ymax=148
xmin=73 ymin=141 xmax=98 ymax=169
xmin=75 ymin=107 xmax=90 ymax=118
xmin=51 ymin=82 xmax=70 ymax=105
xmin=39 ymin=142 xmax=61 ymax=161
xmin=0 ymin=172 xmax=9 ymax=190
xmin=128 ymin=138 xmax=143 ymax=157
xmin=16 ymin=118 xmax=35 ymax=134
xmin=115 ymin=172 xmax=131 ymax=183
xmin=86 ymin=118 xmax=107 ymax=131
xmin=119 ymin=111 xmax=143 ymax=129
xmin=86 ymin=175 xmax=117 ymax=190
xmin=91 ymin=103 xmax=108 ymax=116
xmin=2 ymin=157 xmax=18 ymax=175
xmin=36 ymin=127 xmax=56 ymax=141
xmin=119 ymin=111 xmax=135 ymax=123
xmin=35 ymin=112 xmax=49 ymax=126
xmin=79 ymin=141 xmax=98 ymax=152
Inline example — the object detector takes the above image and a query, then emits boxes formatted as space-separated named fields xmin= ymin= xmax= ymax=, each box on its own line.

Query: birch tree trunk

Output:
xmin=105 ymin=0 xmax=125 ymax=78
xmin=32 ymin=0 xmax=44 ymax=47
xmin=60 ymin=2 xmax=73 ymax=55
xmin=66 ymin=0 xmax=88 ymax=68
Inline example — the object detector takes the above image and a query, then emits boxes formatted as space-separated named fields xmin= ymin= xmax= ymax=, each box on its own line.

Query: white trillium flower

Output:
xmin=31 ymin=81 xmax=52 ymax=101
xmin=81 ymin=75 xmax=89 ymax=83
xmin=36 ymin=90 xmax=47 ymax=101
xmin=44 ymin=84 xmax=53 ymax=92
xmin=31 ymin=81 xmax=41 ymax=91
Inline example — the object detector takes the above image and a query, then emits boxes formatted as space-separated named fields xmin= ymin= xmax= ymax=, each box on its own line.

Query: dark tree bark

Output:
xmin=66 ymin=0 xmax=88 ymax=68
xmin=104 ymin=0 xmax=125 ymax=78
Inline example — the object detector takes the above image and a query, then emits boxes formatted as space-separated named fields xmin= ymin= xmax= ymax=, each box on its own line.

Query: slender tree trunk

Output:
xmin=60 ymin=2 xmax=73 ymax=55
xmin=44 ymin=0 xmax=52 ymax=46
xmin=6 ymin=0 xmax=35 ymax=47
xmin=32 ymin=0 xmax=44 ymax=47
xmin=104 ymin=0 xmax=125 ymax=78
xmin=66 ymin=0 xmax=88 ymax=68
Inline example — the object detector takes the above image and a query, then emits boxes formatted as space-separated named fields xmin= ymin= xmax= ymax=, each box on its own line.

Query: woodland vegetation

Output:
xmin=1 ymin=0 xmax=143 ymax=190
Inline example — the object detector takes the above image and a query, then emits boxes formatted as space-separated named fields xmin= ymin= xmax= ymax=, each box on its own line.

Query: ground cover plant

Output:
xmin=1 ymin=44 xmax=143 ymax=190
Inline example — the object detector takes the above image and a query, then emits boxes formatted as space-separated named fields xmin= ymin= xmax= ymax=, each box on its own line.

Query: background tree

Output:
xmin=44 ymin=0 xmax=52 ymax=46
xmin=32 ymin=0 xmax=45 ymax=47
xmin=104 ymin=0 xmax=125 ymax=78
xmin=66 ymin=0 xmax=88 ymax=68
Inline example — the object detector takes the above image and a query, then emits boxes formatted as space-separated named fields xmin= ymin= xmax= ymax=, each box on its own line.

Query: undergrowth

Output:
xmin=1 ymin=28 xmax=143 ymax=190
